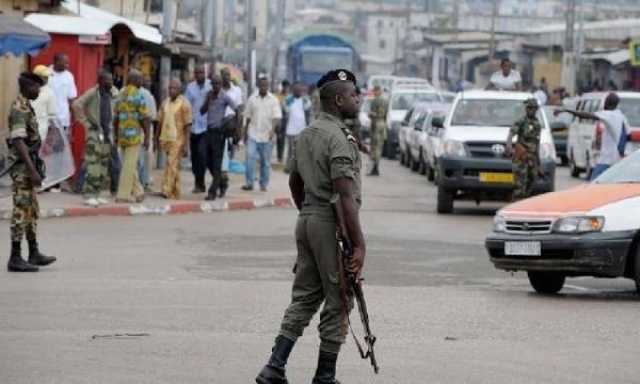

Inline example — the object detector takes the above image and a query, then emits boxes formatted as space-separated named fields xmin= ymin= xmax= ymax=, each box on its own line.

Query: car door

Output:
xmin=427 ymin=112 xmax=446 ymax=167
xmin=410 ymin=112 xmax=428 ymax=161
xmin=567 ymin=99 xmax=582 ymax=166
xmin=398 ymin=107 xmax=414 ymax=154
xmin=575 ymin=99 xmax=593 ymax=168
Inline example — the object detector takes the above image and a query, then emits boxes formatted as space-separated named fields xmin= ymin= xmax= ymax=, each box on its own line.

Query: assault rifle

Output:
xmin=0 ymin=140 xmax=43 ymax=179
xmin=330 ymin=194 xmax=379 ymax=374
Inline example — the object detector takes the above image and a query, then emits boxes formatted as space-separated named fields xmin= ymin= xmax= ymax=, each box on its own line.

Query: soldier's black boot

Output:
xmin=7 ymin=241 xmax=38 ymax=272
xmin=256 ymin=335 xmax=295 ymax=384
xmin=311 ymin=350 xmax=341 ymax=384
xmin=367 ymin=162 xmax=379 ymax=176
xmin=28 ymin=240 xmax=56 ymax=266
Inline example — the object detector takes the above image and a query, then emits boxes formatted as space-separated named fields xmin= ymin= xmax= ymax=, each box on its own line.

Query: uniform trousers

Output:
xmin=10 ymin=168 xmax=38 ymax=243
xmin=279 ymin=211 xmax=353 ymax=354
xmin=83 ymin=133 xmax=111 ymax=198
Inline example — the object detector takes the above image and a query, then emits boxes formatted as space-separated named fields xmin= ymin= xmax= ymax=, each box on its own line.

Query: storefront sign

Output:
xmin=79 ymin=33 xmax=112 ymax=45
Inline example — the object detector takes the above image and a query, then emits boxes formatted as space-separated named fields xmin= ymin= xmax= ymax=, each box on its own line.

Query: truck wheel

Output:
xmin=527 ymin=272 xmax=565 ymax=294
xmin=437 ymin=186 xmax=454 ymax=214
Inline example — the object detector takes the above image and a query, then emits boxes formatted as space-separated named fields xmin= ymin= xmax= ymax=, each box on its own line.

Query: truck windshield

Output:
xmin=302 ymin=52 xmax=353 ymax=73
xmin=451 ymin=99 xmax=545 ymax=127
xmin=391 ymin=92 xmax=440 ymax=110
xmin=619 ymin=98 xmax=640 ymax=127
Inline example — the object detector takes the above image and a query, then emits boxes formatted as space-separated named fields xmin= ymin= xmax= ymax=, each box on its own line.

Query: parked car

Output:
xmin=434 ymin=90 xmax=557 ymax=214
xmin=358 ymin=96 xmax=373 ymax=140
xmin=543 ymin=103 xmax=574 ymax=165
xmin=420 ymin=109 xmax=450 ymax=182
xmin=366 ymin=75 xmax=432 ymax=93
xmin=487 ymin=149 xmax=640 ymax=294
xmin=384 ymin=86 xmax=446 ymax=159
xmin=398 ymin=104 xmax=430 ymax=167
xmin=404 ymin=103 xmax=449 ymax=173
xmin=567 ymin=92 xmax=640 ymax=178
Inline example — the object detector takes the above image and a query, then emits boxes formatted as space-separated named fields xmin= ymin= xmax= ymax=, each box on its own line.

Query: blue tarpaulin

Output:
xmin=0 ymin=15 xmax=49 ymax=56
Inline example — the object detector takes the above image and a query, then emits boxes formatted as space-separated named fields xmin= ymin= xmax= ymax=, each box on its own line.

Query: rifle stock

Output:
xmin=330 ymin=194 xmax=379 ymax=374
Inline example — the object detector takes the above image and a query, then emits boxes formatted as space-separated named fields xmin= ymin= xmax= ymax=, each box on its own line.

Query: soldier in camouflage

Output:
xmin=7 ymin=72 xmax=57 ymax=272
xmin=506 ymin=98 xmax=542 ymax=200
xmin=367 ymin=85 xmax=388 ymax=176
xmin=72 ymin=70 xmax=118 ymax=207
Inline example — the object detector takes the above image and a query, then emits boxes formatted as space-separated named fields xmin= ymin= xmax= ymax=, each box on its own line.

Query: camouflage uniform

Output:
xmin=511 ymin=113 xmax=542 ymax=200
xmin=8 ymin=95 xmax=41 ymax=243
xmin=369 ymin=95 xmax=388 ymax=163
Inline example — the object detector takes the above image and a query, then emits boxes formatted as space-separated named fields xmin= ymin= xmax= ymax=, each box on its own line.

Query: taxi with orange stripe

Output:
xmin=487 ymin=150 xmax=640 ymax=294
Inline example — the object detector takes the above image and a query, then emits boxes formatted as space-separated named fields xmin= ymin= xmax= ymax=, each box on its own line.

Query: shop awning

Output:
xmin=25 ymin=14 xmax=112 ymax=40
xmin=62 ymin=0 xmax=162 ymax=45
xmin=0 ymin=15 xmax=50 ymax=56
xmin=583 ymin=50 xmax=630 ymax=66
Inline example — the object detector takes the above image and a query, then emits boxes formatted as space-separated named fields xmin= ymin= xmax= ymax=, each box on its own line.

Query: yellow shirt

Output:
xmin=158 ymin=95 xmax=193 ymax=144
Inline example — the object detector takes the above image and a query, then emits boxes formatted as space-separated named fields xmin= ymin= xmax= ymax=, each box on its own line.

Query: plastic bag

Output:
xmin=39 ymin=118 xmax=75 ymax=190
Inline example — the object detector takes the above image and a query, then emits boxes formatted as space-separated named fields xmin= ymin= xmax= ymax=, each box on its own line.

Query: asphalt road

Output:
xmin=1 ymin=160 xmax=639 ymax=384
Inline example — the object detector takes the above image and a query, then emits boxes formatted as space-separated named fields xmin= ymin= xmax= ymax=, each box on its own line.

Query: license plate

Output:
xmin=505 ymin=241 xmax=541 ymax=256
xmin=479 ymin=172 xmax=514 ymax=183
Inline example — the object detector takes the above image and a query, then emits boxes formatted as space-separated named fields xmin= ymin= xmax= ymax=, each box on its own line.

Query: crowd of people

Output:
xmin=26 ymin=54 xmax=321 ymax=206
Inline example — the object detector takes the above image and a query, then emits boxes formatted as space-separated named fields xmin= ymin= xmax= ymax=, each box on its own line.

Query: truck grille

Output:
xmin=466 ymin=141 xmax=507 ymax=158
xmin=505 ymin=219 xmax=553 ymax=234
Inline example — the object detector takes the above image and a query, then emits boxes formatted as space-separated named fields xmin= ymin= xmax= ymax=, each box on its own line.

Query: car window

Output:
xmin=414 ymin=113 xmax=427 ymax=130
xmin=450 ymin=99 xmax=545 ymax=127
xmin=391 ymin=91 xmax=441 ymax=110
xmin=402 ymin=108 xmax=414 ymax=125
xmin=619 ymin=98 xmax=640 ymax=127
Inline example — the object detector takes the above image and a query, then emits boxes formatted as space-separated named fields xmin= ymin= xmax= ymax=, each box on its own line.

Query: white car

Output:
xmin=419 ymin=108 xmax=450 ymax=182
xmin=398 ymin=104 xmax=430 ymax=168
xmin=487 ymin=150 xmax=640 ymax=294
xmin=567 ymin=91 xmax=640 ymax=178
xmin=434 ymin=90 xmax=557 ymax=214
xmin=367 ymin=75 xmax=432 ymax=93
xmin=405 ymin=103 xmax=450 ymax=175
xmin=386 ymin=86 xmax=446 ymax=159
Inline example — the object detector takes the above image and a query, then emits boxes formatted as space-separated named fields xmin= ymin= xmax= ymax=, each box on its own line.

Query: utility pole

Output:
xmin=245 ymin=0 xmax=256 ymax=95
xmin=562 ymin=0 xmax=577 ymax=95
xmin=488 ymin=0 xmax=500 ymax=60
xmin=161 ymin=0 xmax=174 ymax=102
xmin=270 ymin=0 xmax=286 ymax=89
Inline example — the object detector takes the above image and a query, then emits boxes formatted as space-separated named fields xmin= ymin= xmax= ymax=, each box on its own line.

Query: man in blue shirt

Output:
xmin=185 ymin=66 xmax=211 ymax=193
xmin=200 ymin=74 xmax=237 ymax=201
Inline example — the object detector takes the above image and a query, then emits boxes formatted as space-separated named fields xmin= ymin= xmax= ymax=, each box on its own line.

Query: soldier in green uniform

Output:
xmin=256 ymin=69 xmax=365 ymax=384
xmin=368 ymin=85 xmax=388 ymax=176
xmin=7 ymin=72 xmax=57 ymax=272
xmin=506 ymin=98 xmax=542 ymax=200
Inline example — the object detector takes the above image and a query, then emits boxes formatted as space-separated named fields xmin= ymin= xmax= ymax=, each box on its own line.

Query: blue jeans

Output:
xmin=590 ymin=164 xmax=610 ymax=181
xmin=245 ymin=138 xmax=273 ymax=188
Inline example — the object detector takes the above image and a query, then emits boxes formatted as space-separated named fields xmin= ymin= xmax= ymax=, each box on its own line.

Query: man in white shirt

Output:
xmin=559 ymin=93 xmax=629 ymax=180
xmin=31 ymin=65 xmax=58 ymax=139
xmin=283 ymin=82 xmax=311 ymax=171
xmin=488 ymin=58 xmax=522 ymax=91
xmin=242 ymin=77 xmax=282 ymax=191
xmin=48 ymin=53 xmax=77 ymax=133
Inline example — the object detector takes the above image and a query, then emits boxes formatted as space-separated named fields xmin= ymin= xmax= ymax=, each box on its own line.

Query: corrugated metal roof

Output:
xmin=25 ymin=14 xmax=112 ymax=37
xmin=61 ymin=0 xmax=162 ymax=44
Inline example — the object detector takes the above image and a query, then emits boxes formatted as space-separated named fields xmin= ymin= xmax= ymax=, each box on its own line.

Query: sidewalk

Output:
xmin=0 ymin=162 xmax=293 ymax=220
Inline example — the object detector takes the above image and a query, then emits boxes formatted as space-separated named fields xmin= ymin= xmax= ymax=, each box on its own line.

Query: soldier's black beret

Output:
xmin=316 ymin=69 xmax=357 ymax=90
xmin=523 ymin=98 xmax=539 ymax=108
xmin=19 ymin=71 xmax=45 ymax=86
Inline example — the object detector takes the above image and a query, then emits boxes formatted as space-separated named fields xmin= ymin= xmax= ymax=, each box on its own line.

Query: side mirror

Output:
xmin=550 ymin=121 xmax=567 ymax=132
xmin=432 ymin=116 xmax=444 ymax=129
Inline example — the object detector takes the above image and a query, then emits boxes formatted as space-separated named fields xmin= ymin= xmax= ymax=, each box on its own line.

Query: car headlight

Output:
xmin=553 ymin=216 xmax=604 ymax=234
xmin=539 ymin=142 xmax=556 ymax=161
xmin=493 ymin=215 xmax=506 ymax=232
xmin=442 ymin=139 xmax=467 ymax=157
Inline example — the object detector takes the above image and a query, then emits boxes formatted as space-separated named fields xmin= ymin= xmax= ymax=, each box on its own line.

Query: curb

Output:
xmin=0 ymin=197 xmax=294 ymax=220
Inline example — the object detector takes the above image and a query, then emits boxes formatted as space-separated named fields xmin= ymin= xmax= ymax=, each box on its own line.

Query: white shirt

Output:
xmin=48 ymin=67 xmax=77 ymax=127
xmin=490 ymin=69 xmax=522 ymax=91
xmin=594 ymin=109 xmax=629 ymax=165
xmin=31 ymin=84 xmax=58 ymax=139
xmin=286 ymin=98 xmax=307 ymax=136
xmin=245 ymin=92 xmax=282 ymax=143
xmin=140 ymin=87 xmax=158 ymax=121
xmin=224 ymin=84 xmax=243 ymax=117
xmin=534 ymin=90 xmax=548 ymax=106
